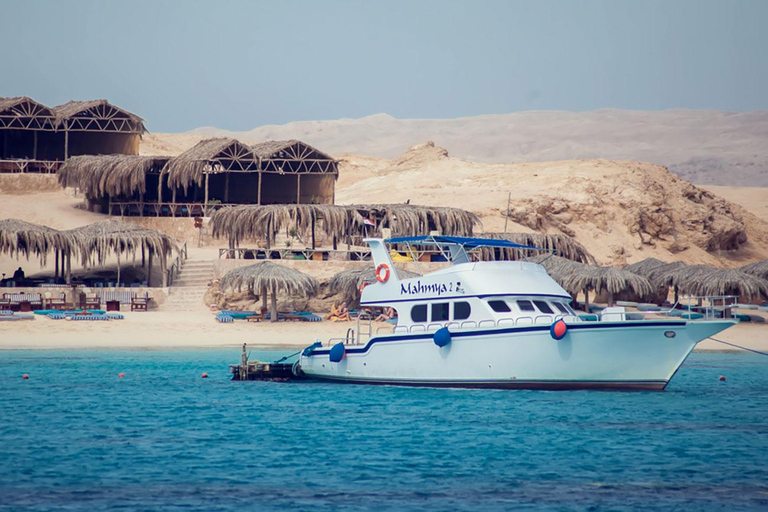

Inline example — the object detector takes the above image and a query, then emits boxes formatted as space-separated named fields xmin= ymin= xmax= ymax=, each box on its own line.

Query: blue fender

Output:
xmin=433 ymin=327 xmax=451 ymax=347
xmin=329 ymin=342 xmax=346 ymax=362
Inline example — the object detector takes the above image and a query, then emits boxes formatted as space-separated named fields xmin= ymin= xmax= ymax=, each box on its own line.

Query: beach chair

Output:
xmin=80 ymin=292 xmax=101 ymax=310
xmin=131 ymin=293 xmax=150 ymax=312
xmin=45 ymin=292 xmax=68 ymax=311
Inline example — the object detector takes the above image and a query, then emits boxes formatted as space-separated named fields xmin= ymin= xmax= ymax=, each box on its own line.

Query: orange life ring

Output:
xmin=376 ymin=264 xmax=390 ymax=283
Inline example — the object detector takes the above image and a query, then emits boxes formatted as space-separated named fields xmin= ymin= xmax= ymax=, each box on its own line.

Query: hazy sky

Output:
xmin=2 ymin=0 xmax=767 ymax=132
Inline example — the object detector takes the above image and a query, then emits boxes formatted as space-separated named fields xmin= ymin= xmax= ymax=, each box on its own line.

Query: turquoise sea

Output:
xmin=1 ymin=349 xmax=767 ymax=511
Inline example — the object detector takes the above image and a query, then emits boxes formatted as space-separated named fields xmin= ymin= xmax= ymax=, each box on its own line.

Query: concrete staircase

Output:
xmin=162 ymin=259 xmax=214 ymax=311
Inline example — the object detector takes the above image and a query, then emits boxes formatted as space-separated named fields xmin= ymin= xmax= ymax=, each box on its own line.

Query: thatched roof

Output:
xmin=164 ymin=138 xmax=258 ymax=190
xmin=561 ymin=266 xmax=654 ymax=298
xmin=52 ymin=100 xmax=145 ymax=130
xmin=251 ymin=139 xmax=336 ymax=161
xmin=328 ymin=265 xmax=421 ymax=304
xmin=479 ymin=232 xmax=594 ymax=263
xmin=210 ymin=204 xmax=362 ymax=247
xmin=0 ymin=218 xmax=72 ymax=264
xmin=740 ymin=259 xmax=768 ymax=280
xmin=219 ymin=261 xmax=319 ymax=297
xmin=671 ymin=265 xmax=768 ymax=298
xmin=58 ymin=155 xmax=169 ymax=198
xmin=66 ymin=219 xmax=177 ymax=266
xmin=0 ymin=96 xmax=55 ymax=118
xmin=530 ymin=254 xmax=653 ymax=298
xmin=353 ymin=204 xmax=481 ymax=237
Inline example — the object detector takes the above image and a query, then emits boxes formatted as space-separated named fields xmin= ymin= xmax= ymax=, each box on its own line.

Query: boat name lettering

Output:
xmin=400 ymin=280 xmax=462 ymax=296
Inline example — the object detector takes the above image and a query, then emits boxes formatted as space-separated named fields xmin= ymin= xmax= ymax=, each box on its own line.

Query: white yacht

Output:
xmin=298 ymin=236 xmax=734 ymax=390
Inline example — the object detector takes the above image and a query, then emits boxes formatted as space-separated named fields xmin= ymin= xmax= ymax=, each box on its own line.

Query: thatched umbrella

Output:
xmin=66 ymin=219 xmax=177 ymax=286
xmin=480 ymin=232 xmax=595 ymax=263
xmin=219 ymin=261 xmax=319 ymax=322
xmin=354 ymin=204 xmax=481 ymax=238
xmin=210 ymin=204 xmax=363 ymax=250
xmin=672 ymin=266 xmax=768 ymax=300
xmin=740 ymin=259 xmax=768 ymax=281
xmin=58 ymin=155 xmax=168 ymax=200
xmin=0 ymin=219 xmax=72 ymax=267
xmin=328 ymin=265 xmax=421 ymax=306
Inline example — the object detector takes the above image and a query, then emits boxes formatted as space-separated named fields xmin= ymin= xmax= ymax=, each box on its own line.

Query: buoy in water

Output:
xmin=118 ymin=373 xmax=124 ymax=378
xmin=201 ymin=373 xmax=208 ymax=378
xmin=719 ymin=375 xmax=726 ymax=382
xmin=22 ymin=374 xmax=29 ymax=380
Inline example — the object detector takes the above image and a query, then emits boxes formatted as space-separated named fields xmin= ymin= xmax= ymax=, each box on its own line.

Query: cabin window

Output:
xmin=533 ymin=300 xmax=554 ymax=314
xmin=488 ymin=300 xmax=511 ymax=313
xmin=453 ymin=301 xmax=471 ymax=320
xmin=431 ymin=303 xmax=450 ymax=322
xmin=411 ymin=304 xmax=428 ymax=323
xmin=516 ymin=300 xmax=535 ymax=312
xmin=552 ymin=302 xmax=570 ymax=314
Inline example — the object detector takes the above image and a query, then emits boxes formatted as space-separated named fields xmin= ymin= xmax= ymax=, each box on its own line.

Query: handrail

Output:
xmin=165 ymin=241 xmax=188 ymax=287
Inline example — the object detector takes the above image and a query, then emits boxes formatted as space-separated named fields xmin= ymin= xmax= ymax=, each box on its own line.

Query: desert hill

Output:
xmin=175 ymin=109 xmax=768 ymax=187
xmin=334 ymin=142 xmax=768 ymax=266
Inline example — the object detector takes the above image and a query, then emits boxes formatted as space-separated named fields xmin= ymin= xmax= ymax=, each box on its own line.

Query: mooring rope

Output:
xmin=709 ymin=337 xmax=768 ymax=357
xmin=273 ymin=350 xmax=302 ymax=364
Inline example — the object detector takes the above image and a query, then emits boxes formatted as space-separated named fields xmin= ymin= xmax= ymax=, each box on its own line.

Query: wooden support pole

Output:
xmin=257 ymin=171 xmax=263 ymax=205
xmin=33 ymin=131 xmax=38 ymax=160
xmin=224 ymin=172 xmax=230 ymax=203
xmin=204 ymin=172 xmax=210 ymax=217
xmin=311 ymin=215 xmax=316 ymax=250
xmin=66 ymin=252 xmax=72 ymax=284
xmin=147 ymin=249 xmax=153 ymax=287
xmin=116 ymin=251 xmax=121 ymax=287
xmin=297 ymin=174 xmax=301 ymax=204
xmin=64 ymin=129 xmax=69 ymax=160
xmin=54 ymin=249 xmax=59 ymax=279
xmin=157 ymin=171 xmax=164 ymax=210
xmin=261 ymin=284 xmax=267 ymax=312
xmin=171 ymin=188 xmax=177 ymax=217
xmin=270 ymin=283 xmax=277 ymax=323
xmin=161 ymin=253 xmax=167 ymax=287
xmin=584 ymin=288 xmax=590 ymax=313
xmin=141 ymin=246 xmax=146 ymax=267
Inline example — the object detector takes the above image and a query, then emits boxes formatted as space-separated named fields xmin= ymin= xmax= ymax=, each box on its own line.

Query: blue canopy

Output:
xmin=385 ymin=235 xmax=542 ymax=251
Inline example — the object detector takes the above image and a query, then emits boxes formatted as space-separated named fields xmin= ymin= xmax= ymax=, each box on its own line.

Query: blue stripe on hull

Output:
xmin=308 ymin=321 xmax=687 ymax=357
xmin=306 ymin=375 xmax=669 ymax=391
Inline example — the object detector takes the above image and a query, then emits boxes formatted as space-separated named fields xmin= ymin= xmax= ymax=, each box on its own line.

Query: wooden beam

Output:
xmin=224 ymin=172 xmax=230 ymax=203
xmin=204 ymin=172 xmax=210 ymax=216
xmin=65 ymin=252 xmax=72 ymax=284
xmin=297 ymin=174 xmax=301 ymax=204
xmin=33 ymin=131 xmax=37 ymax=160
xmin=257 ymin=171 xmax=262 ymax=205
xmin=64 ymin=128 xmax=69 ymax=160
xmin=147 ymin=248 xmax=153 ymax=287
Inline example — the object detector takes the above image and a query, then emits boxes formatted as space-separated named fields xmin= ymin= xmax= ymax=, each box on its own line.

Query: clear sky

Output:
xmin=2 ymin=0 xmax=767 ymax=132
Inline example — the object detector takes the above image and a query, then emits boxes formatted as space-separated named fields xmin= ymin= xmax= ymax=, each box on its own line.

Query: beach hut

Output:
xmin=53 ymin=100 xmax=145 ymax=159
xmin=219 ymin=262 xmax=319 ymax=322
xmin=66 ymin=219 xmax=177 ymax=287
xmin=479 ymin=232 xmax=595 ymax=263
xmin=58 ymin=155 xmax=169 ymax=215
xmin=352 ymin=204 xmax=481 ymax=239
xmin=328 ymin=265 xmax=421 ymax=306
xmin=0 ymin=219 xmax=74 ymax=281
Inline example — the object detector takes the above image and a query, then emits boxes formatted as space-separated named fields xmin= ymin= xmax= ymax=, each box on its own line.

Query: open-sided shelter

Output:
xmin=1 ymin=96 xmax=144 ymax=174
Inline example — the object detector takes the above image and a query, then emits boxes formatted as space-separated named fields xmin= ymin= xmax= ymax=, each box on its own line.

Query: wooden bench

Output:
xmin=4 ymin=293 xmax=43 ymax=312
xmin=44 ymin=292 xmax=68 ymax=311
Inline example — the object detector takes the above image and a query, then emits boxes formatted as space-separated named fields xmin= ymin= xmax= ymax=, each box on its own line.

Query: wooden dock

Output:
xmin=229 ymin=343 xmax=306 ymax=381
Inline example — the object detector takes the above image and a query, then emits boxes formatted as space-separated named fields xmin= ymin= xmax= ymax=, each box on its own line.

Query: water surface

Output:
xmin=1 ymin=350 xmax=767 ymax=511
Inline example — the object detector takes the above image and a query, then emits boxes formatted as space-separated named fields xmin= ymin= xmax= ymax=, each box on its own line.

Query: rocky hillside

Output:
xmin=335 ymin=142 xmax=768 ymax=266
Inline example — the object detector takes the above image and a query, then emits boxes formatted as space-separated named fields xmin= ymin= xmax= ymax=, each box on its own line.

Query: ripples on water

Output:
xmin=1 ymin=350 xmax=767 ymax=511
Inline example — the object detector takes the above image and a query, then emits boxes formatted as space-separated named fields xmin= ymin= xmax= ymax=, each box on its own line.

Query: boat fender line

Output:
xmin=329 ymin=342 xmax=346 ymax=363
xmin=376 ymin=263 xmax=390 ymax=283
xmin=433 ymin=327 xmax=451 ymax=348
xmin=550 ymin=319 xmax=567 ymax=340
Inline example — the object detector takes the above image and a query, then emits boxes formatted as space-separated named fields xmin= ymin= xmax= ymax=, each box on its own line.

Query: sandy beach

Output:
xmin=1 ymin=309 xmax=764 ymax=353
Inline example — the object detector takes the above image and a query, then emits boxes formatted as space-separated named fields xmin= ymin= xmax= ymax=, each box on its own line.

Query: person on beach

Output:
xmin=12 ymin=267 xmax=25 ymax=281
xmin=374 ymin=307 xmax=396 ymax=322
xmin=325 ymin=301 xmax=341 ymax=320
xmin=330 ymin=302 xmax=351 ymax=322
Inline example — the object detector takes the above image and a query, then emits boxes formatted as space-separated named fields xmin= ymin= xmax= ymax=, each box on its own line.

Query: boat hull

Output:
xmin=299 ymin=320 xmax=734 ymax=391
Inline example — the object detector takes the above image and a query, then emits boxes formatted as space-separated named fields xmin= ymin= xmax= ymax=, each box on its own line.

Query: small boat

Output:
xmin=298 ymin=236 xmax=735 ymax=390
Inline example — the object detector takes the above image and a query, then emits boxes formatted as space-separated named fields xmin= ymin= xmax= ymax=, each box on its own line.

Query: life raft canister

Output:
xmin=550 ymin=319 xmax=568 ymax=340
xmin=433 ymin=327 xmax=451 ymax=347
xmin=375 ymin=263 xmax=391 ymax=283
xmin=329 ymin=342 xmax=346 ymax=363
